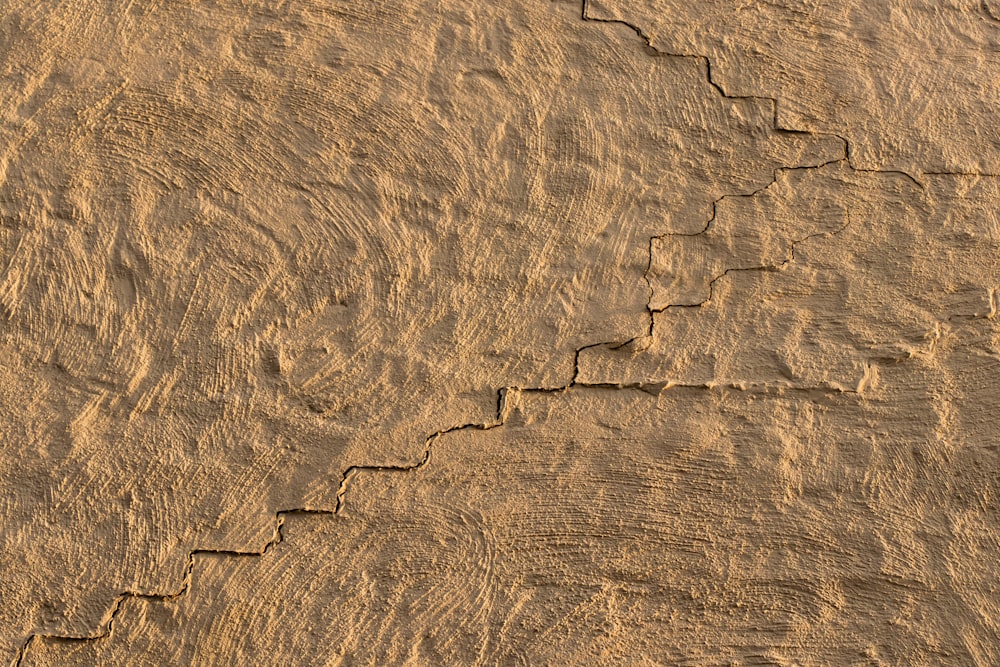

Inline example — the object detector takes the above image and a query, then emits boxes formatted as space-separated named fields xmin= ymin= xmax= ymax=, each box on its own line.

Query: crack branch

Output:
xmin=650 ymin=208 xmax=856 ymax=313
xmin=14 ymin=3 xmax=996 ymax=663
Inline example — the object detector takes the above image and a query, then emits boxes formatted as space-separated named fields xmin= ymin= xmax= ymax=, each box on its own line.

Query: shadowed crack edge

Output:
xmin=11 ymin=1 xmax=995 ymax=662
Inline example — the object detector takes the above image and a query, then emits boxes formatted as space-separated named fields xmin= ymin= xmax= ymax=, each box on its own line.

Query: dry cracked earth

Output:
xmin=1 ymin=0 xmax=998 ymax=665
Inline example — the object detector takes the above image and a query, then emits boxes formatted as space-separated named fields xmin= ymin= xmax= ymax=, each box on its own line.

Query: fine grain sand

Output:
xmin=2 ymin=0 xmax=998 ymax=665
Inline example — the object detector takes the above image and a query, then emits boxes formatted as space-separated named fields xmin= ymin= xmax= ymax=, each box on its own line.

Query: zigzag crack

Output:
xmin=582 ymin=0 xmax=998 ymax=183
xmin=13 ymin=2 xmax=974 ymax=662
xmin=11 ymin=349 xmax=856 ymax=664
xmin=12 ymin=509 xmax=335 ymax=665
xmin=650 ymin=206 xmax=857 ymax=312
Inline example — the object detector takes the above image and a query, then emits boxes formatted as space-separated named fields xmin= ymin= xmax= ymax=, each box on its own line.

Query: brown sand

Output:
xmin=2 ymin=0 xmax=997 ymax=665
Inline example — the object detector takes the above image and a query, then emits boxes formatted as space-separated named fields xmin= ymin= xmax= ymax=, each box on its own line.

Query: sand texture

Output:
xmin=1 ymin=0 xmax=998 ymax=665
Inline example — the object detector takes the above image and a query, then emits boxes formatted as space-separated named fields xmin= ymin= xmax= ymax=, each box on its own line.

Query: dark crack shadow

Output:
xmin=13 ymin=2 xmax=997 ymax=662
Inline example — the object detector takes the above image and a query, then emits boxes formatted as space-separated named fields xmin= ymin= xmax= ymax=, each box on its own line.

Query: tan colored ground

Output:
xmin=1 ymin=0 xmax=997 ymax=665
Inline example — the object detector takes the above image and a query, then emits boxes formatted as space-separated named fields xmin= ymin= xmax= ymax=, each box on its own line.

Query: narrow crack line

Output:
xmin=580 ymin=0 xmax=761 ymax=104
xmin=12 ymin=508 xmax=335 ymax=666
xmin=582 ymin=0 xmax=1000 ymax=182
xmin=12 ymin=338 xmax=865 ymax=664
xmin=640 ymin=233 xmax=657 ymax=340
xmin=650 ymin=209 xmax=856 ymax=313
xmin=15 ymin=4 xmax=989 ymax=662
xmin=10 ymin=340 xmax=637 ymax=663
xmin=14 ymin=333 xmax=652 ymax=663
xmin=579 ymin=1 xmax=852 ymax=166
xmin=576 ymin=0 xmax=928 ymax=364
xmin=923 ymin=170 xmax=1000 ymax=178
xmin=333 ymin=386 xmax=511 ymax=514
xmin=656 ymin=157 xmax=848 ymax=243
xmin=16 ymin=329 xmax=853 ymax=662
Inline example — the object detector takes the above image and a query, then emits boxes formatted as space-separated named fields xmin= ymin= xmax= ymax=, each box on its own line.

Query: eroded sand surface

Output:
xmin=2 ymin=0 xmax=998 ymax=665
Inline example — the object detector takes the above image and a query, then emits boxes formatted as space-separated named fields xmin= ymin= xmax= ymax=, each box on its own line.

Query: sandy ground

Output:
xmin=1 ymin=0 xmax=997 ymax=665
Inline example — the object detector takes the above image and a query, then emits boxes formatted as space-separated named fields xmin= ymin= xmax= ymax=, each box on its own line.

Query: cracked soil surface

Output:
xmin=2 ymin=0 xmax=998 ymax=665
